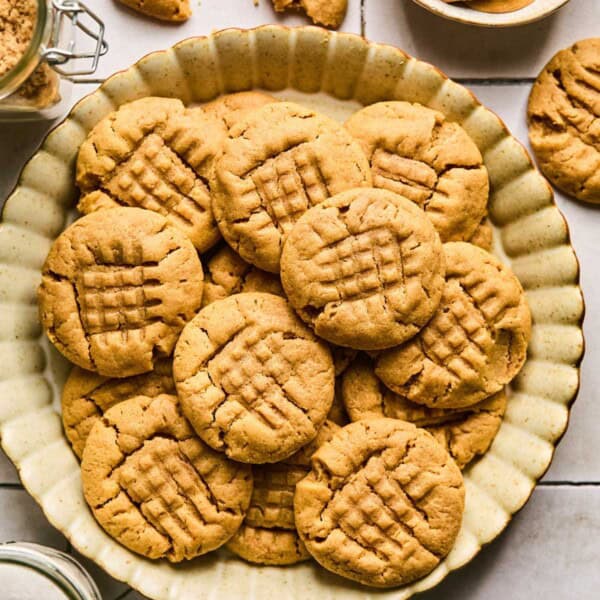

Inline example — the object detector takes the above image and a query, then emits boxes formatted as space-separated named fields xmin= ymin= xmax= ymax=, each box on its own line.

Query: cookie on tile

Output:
xmin=117 ymin=0 xmax=191 ymax=22
xmin=528 ymin=38 xmax=600 ymax=203
xmin=294 ymin=418 xmax=465 ymax=587
xmin=211 ymin=102 xmax=371 ymax=273
xmin=39 ymin=207 xmax=204 ymax=378
xmin=226 ymin=420 xmax=339 ymax=565
xmin=202 ymin=91 xmax=278 ymax=130
xmin=201 ymin=244 xmax=283 ymax=308
xmin=376 ymin=242 xmax=531 ymax=409
xmin=342 ymin=357 xmax=506 ymax=469
xmin=81 ymin=394 xmax=253 ymax=561
xmin=62 ymin=360 xmax=174 ymax=458
xmin=272 ymin=0 xmax=347 ymax=28
xmin=281 ymin=188 xmax=445 ymax=351
xmin=77 ymin=96 xmax=225 ymax=252
xmin=346 ymin=101 xmax=489 ymax=242
xmin=174 ymin=293 xmax=335 ymax=464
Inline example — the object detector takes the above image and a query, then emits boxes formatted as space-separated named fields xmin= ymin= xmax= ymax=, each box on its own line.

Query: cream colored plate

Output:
xmin=411 ymin=0 xmax=570 ymax=27
xmin=0 ymin=26 xmax=584 ymax=600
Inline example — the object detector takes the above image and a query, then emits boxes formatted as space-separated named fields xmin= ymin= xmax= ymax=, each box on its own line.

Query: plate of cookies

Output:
xmin=0 ymin=25 xmax=584 ymax=600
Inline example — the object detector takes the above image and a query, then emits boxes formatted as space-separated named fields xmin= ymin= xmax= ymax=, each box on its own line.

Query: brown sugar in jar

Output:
xmin=0 ymin=0 xmax=60 ymax=110
xmin=0 ymin=0 xmax=107 ymax=120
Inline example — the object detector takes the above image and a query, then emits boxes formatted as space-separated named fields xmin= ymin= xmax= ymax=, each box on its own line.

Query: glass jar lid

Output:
xmin=0 ymin=542 xmax=102 ymax=600
xmin=0 ymin=0 xmax=108 ymax=100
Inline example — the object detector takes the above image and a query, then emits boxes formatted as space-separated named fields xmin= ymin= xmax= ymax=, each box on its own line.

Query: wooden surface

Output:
xmin=1 ymin=1 xmax=599 ymax=598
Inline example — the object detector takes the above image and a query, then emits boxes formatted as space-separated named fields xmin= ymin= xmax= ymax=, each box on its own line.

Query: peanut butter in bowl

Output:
xmin=445 ymin=0 xmax=535 ymax=12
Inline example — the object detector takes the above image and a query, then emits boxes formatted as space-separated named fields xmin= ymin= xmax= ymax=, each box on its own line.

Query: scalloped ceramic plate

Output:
xmin=0 ymin=25 xmax=584 ymax=600
xmin=411 ymin=0 xmax=570 ymax=27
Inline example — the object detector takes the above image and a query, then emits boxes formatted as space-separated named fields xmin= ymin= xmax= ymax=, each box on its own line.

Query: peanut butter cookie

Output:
xmin=201 ymin=245 xmax=283 ymax=308
xmin=376 ymin=242 xmax=531 ymax=409
xmin=468 ymin=218 xmax=493 ymax=251
xmin=81 ymin=394 xmax=253 ymax=561
xmin=174 ymin=293 xmax=335 ymax=464
xmin=62 ymin=360 xmax=174 ymax=459
xmin=117 ymin=0 xmax=191 ymax=22
xmin=528 ymin=38 xmax=600 ymax=203
xmin=39 ymin=207 xmax=204 ymax=378
xmin=328 ymin=380 xmax=350 ymax=426
xmin=272 ymin=0 xmax=348 ymax=28
xmin=345 ymin=101 xmax=489 ymax=242
xmin=211 ymin=102 xmax=371 ymax=273
xmin=294 ymin=418 xmax=465 ymax=587
xmin=77 ymin=97 xmax=224 ymax=251
xmin=280 ymin=188 xmax=445 ymax=351
xmin=227 ymin=420 xmax=339 ymax=565
xmin=202 ymin=91 xmax=278 ymax=130
xmin=342 ymin=357 xmax=506 ymax=469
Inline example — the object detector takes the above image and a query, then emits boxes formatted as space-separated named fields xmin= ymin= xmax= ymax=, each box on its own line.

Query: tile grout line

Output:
xmin=454 ymin=77 xmax=536 ymax=85
xmin=112 ymin=588 xmax=134 ymax=600
xmin=538 ymin=481 xmax=600 ymax=487
xmin=360 ymin=0 xmax=366 ymax=37
xmin=0 ymin=482 xmax=24 ymax=489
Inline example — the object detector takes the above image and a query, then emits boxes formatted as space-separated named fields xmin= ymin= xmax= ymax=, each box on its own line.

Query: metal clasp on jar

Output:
xmin=42 ymin=0 xmax=108 ymax=81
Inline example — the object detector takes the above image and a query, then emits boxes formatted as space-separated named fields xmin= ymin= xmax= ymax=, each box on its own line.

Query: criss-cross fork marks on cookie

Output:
xmin=103 ymin=134 xmax=210 ymax=228
xmin=420 ymin=282 xmax=490 ymax=382
xmin=115 ymin=437 xmax=223 ymax=559
xmin=77 ymin=264 xmax=164 ymax=336
xmin=319 ymin=453 xmax=441 ymax=566
xmin=247 ymin=144 xmax=330 ymax=234
xmin=371 ymin=149 xmax=438 ymax=207
xmin=246 ymin=464 xmax=308 ymax=530
xmin=309 ymin=226 xmax=406 ymax=304
xmin=210 ymin=330 xmax=310 ymax=432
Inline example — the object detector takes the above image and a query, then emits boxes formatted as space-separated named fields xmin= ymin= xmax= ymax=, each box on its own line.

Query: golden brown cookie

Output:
xmin=345 ymin=101 xmax=489 ymax=242
xmin=329 ymin=380 xmax=350 ymax=426
xmin=342 ymin=357 xmax=506 ymax=469
xmin=116 ymin=0 xmax=191 ymax=22
xmin=272 ymin=0 xmax=347 ymax=28
xmin=77 ymin=97 xmax=224 ymax=251
xmin=280 ymin=188 xmax=445 ymax=351
xmin=62 ymin=360 xmax=174 ymax=459
xmin=226 ymin=420 xmax=339 ymax=565
xmin=202 ymin=91 xmax=278 ymax=130
xmin=174 ymin=293 xmax=335 ymax=464
xmin=81 ymin=394 xmax=253 ymax=561
xmin=376 ymin=242 xmax=531 ymax=409
xmin=211 ymin=102 xmax=371 ymax=273
xmin=294 ymin=418 xmax=465 ymax=587
xmin=331 ymin=345 xmax=357 ymax=377
xmin=528 ymin=38 xmax=600 ymax=203
xmin=39 ymin=207 xmax=204 ymax=378
xmin=201 ymin=245 xmax=283 ymax=308
xmin=468 ymin=218 xmax=493 ymax=251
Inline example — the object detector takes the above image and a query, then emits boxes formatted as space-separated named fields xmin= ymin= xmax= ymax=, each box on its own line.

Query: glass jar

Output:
xmin=0 ymin=542 xmax=102 ymax=600
xmin=0 ymin=0 xmax=107 ymax=121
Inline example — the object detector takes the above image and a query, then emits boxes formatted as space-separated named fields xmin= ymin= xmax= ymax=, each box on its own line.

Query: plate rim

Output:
xmin=0 ymin=24 xmax=586 ymax=600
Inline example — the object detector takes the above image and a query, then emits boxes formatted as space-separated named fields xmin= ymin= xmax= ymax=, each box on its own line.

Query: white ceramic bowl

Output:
xmin=411 ymin=0 xmax=570 ymax=27
xmin=0 ymin=25 xmax=584 ymax=600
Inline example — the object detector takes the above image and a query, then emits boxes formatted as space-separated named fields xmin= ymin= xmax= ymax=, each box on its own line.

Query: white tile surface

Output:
xmin=419 ymin=487 xmax=600 ymax=599
xmin=0 ymin=450 xmax=19 ymax=484
xmin=365 ymin=0 xmax=600 ymax=78
xmin=467 ymin=83 xmax=598 ymax=482
xmin=0 ymin=489 xmax=67 ymax=549
xmin=70 ymin=549 xmax=130 ymax=600
xmin=92 ymin=0 xmax=362 ymax=80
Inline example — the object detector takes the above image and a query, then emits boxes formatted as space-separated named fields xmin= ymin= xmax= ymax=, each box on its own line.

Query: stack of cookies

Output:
xmin=38 ymin=91 xmax=531 ymax=589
